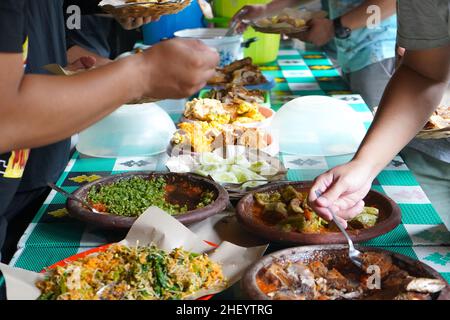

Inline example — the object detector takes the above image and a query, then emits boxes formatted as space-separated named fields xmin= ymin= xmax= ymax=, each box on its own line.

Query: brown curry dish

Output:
xmin=253 ymin=186 xmax=380 ymax=234
xmin=255 ymin=251 xmax=447 ymax=300
xmin=236 ymin=181 xmax=402 ymax=245
xmin=241 ymin=246 xmax=450 ymax=300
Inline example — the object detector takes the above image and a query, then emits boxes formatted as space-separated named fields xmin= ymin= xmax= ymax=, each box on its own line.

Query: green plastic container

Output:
xmin=209 ymin=0 xmax=280 ymax=65
xmin=212 ymin=0 xmax=271 ymax=18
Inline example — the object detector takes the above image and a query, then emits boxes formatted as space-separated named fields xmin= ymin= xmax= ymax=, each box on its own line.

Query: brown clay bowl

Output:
xmin=236 ymin=181 xmax=401 ymax=245
xmin=241 ymin=244 xmax=450 ymax=300
xmin=66 ymin=172 xmax=229 ymax=230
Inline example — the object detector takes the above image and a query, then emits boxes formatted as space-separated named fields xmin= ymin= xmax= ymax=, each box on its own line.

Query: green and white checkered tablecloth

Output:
xmin=5 ymin=46 xmax=450 ymax=289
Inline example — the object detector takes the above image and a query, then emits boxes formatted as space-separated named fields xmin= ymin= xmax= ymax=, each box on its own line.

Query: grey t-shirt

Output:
xmin=397 ymin=0 xmax=450 ymax=163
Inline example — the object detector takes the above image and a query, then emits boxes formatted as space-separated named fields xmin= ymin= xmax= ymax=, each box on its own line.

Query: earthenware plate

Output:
xmin=67 ymin=172 xmax=229 ymax=230
xmin=236 ymin=181 xmax=401 ymax=245
xmin=241 ymin=244 xmax=450 ymax=300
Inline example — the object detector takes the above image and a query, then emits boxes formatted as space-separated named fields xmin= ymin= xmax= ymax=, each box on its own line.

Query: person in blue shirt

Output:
xmin=234 ymin=0 xmax=397 ymax=110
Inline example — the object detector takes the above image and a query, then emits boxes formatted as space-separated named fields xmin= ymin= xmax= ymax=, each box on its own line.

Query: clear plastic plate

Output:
xmin=77 ymin=103 xmax=176 ymax=158
xmin=269 ymin=96 xmax=367 ymax=156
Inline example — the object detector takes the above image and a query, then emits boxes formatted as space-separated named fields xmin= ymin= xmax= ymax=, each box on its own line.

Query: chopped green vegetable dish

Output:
xmin=37 ymin=244 xmax=226 ymax=300
xmin=87 ymin=176 xmax=213 ymax=217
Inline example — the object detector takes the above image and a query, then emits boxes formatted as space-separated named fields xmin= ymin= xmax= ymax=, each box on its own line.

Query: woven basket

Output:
xmin=250 ymin=10 xmax=327 ymax=35
xmin=251 ymin=24 xmax=308 ymax=35
xmin=416 ymin=127 xmax=450 ymax=140
xmin=101 ymin=0 xmax=191 ymax=19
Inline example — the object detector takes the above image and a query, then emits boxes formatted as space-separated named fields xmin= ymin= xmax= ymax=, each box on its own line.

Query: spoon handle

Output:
xmin=314 ymin=190 xmax=355 ymax=248
xmin=48 ymin=183 xmax=93 ymax=211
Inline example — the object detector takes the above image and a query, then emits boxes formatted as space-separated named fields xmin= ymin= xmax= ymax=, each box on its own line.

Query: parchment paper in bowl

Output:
xmin=0 ymin=207 xmax=267 ymax=300
xmin=165 ymin=146 xmax=286 ymax=190
xmin=43 ymin=64 xmax=81 ymax=76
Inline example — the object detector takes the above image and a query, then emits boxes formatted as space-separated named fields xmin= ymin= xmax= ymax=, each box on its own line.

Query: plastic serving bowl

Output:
xmin=76 ymin=102 xmax=176 ymax=158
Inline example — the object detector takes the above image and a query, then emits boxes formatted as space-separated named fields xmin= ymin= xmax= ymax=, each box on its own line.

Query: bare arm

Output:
xmin=309 ymin=44 xmax=450 ymax=222
xmin=291 ymin=0 xmax=396 ymax=47
xmin=340 ymin=0 xmax=396 ymax=31
xmin=354 ymin=44 xmax=450 ymax=174
xmin=264 ymin=0 xmax=301 ymax=13
xmin=234 ymin=0 xmax=395 ymax=25
xmin=0 ymin=39 xmax=219 ymax=154
xmin=232 ymin=0 xmax=301 ymax=26
xmin=0 ymin=52 xmax=145 ymax=154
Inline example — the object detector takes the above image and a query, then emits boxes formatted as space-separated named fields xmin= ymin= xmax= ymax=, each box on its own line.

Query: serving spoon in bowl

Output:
xmin=48 ymin=183 xmax=100 ymax=214
xmin=315 ymin=190 xmax=363 ymax=269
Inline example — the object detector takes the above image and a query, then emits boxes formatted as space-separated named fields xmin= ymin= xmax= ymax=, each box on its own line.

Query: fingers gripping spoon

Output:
xmin=315 ymin=190 xmax=363 ymax=269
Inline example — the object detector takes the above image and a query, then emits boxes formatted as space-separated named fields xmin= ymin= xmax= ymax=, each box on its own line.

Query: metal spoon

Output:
xmin=315 ymin=190 xmax=363 ymax=269
xmin=225 ymin=19 xmax=240 ymax=37
xmin=225 ymin=18 xmax=251 ymax=37
xmin=48 ymin=183 xmax=100 ymax=214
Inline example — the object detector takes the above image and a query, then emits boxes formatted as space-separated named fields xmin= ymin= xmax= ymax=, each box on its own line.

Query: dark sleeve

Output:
xmin=64 ymin=0 xmax=102 ymax=15
xmin=66 ymin=16 xmax=113 ymax=58
xmin=0 ymin=0 xmax=26 ymax=53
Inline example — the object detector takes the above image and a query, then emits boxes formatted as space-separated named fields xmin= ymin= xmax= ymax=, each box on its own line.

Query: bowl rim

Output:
xmin=66 ymin=172 xmax=229 ymax=230
xmin=241 ymin=244 xmax=450 ymax=300
xmin=174 ymin=28 xmax=242 ymax=41
xmin=235 ymin=181 xmax=402 ymax=245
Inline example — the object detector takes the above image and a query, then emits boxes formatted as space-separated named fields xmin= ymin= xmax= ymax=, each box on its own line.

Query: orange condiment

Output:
xmin=256 ymin=276 xmax=278 ymax=294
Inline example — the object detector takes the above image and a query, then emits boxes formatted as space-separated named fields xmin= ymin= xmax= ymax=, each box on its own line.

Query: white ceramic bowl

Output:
xmin=174 ymin=28 xmax=244 ymax=67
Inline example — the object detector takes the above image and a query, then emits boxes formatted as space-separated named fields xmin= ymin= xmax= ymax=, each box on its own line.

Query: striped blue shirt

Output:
xmin=326 ymin=0 xmax=397 ymax=73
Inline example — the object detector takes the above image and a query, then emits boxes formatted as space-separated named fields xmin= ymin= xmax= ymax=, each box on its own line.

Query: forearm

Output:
xmin=341 ymin=0 xmax=396 ymax=31
xmin=265 ymin=0 xmax=303 ymax=12
xmin=353 ymin=47 xmax=450 ymax=176
xmin=0 ymin=54 xmax=146 ymax=153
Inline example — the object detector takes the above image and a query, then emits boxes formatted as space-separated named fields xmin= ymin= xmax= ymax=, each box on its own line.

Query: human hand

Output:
xmin=66 ymin=55 xmax=112 ymax=72
xmin=395 ymin=45 xmax=406 ymax=68
xmin=115 ymin=15 xmax=160 ymax=30
xmin=140 ymin=38 xmax=219 ymax=99
xmin=231 ymin=5 xmax=268 ymax=33
xmin=308 ymin=160 xmax=376 ymax=227
xmin=65 ymin=56 xmax=97 ymax=72
xmin=291 ymin=18 xmax=334 ymax=47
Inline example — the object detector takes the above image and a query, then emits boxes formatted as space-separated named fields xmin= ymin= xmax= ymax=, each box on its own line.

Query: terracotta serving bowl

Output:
xmin=241 ymin=244 xmax=450 ymax=300
xmin=236 ymin=181 xmax=401 ymax=245
xmin=66 ymin=172 xmax=229 ymax=230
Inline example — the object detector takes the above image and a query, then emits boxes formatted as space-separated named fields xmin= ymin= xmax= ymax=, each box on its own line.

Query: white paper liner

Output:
xmin=0 ymin=207 xmax=267 ymax=300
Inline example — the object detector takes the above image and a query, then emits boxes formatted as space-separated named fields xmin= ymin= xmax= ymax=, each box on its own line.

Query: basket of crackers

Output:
xmin=249 ymin=8 xmax=327 ymax=35
xmin=99 ymin=0 xmax=191 ymax=19
xmin=416 ymin=106 xmax=450 ymax=140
